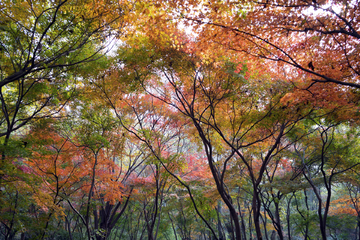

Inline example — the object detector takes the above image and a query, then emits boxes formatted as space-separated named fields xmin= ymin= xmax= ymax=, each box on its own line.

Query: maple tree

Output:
xmin=291 ymin=121 xmax=360 ymax=240
xmin=58 ymin=96 xmax=157 ymax=240
xmin=24 ymin=123 xmax=86 ymax=239
xmin=0 ymin=0 xmax=124 ymax=139
xmin=0 ymin=1 xmax=132 ymax=237
xmin=20 ymin=107 xmax=145 ymax=239
xmin=1 ymin=0 xmax=360 ymax=240
xmin=176 ymin=0 xmax=360 ymax=88
xmin=112 ymin=33 xmax=282 ymax=239
xmin=101 ymin=20 xmax=360 ymax=238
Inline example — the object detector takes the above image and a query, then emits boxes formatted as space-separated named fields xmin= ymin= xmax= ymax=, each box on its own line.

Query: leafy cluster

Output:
xmin=1 ymin=1 xmax=360 ymax=240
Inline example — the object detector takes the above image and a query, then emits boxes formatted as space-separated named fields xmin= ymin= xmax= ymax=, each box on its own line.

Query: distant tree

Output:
xmin=291 ymin=121 xmax=360 ymax=240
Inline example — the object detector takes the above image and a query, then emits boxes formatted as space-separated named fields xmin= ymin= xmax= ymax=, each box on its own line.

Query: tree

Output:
xmin=290 ymin=121 xmax=360 ymax=240
xmin=2 ymin=1 xmax=360 ymax=239
xmin=19 ymin=97 xmax=145 ymax=240
xmin=0 ymin=0 xmax=129 ymax=195
xmin=24 ymin=122 xmax=86 ymax=239
xmin=0 ymin=1 xmax=129 ymax=237
xmin=0 ymin=0 xmax=124 ymax=137
xmin=177 ymin=0 xmax=360 ymax=89
xmin=59 ymin=101 xmax=137 ymax=240
xmin=111 ymin=31 xmax=305 ymax=239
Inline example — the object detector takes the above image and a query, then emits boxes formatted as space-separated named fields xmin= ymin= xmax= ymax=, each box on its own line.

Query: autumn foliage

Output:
xmin=1 ymin=0 xmax=360 ymax=240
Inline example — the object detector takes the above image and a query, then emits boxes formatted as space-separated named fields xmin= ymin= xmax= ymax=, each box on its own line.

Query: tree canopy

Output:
xmin=1 ymin=0 xmax=360 ymax=240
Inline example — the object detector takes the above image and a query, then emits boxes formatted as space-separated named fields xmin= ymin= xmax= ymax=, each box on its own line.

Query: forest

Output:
xmin=0 ymin=0 xmax=360 ymax=239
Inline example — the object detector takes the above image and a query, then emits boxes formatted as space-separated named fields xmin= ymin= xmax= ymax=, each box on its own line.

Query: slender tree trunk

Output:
xmin=260 ymin=211 xmax=269 ymax=240
xmin=248 ymin=206 xmax=253 ymax=240
xmin=216 ymin=202 xmax=225 ymax=240
xmin=286 ymin=195 xmax=294 ymax=240
xmin=252 ymin=188 xmax=263 ymax=240
xmin=274 ymin=202 xmax=284 ymax=240
xmin=168 ymin=212 xmax=178 ymax=240
xmin=65 ymin=216 xmax=73 ymax=240
xmin=237 ymin=197 xmax=247 ymax=240
xmin=206 ymin=154 xmax=241 ymax=240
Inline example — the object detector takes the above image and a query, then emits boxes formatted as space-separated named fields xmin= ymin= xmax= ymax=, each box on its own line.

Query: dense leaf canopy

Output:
xmin=1 ymin=1 xmax=360 ymax=240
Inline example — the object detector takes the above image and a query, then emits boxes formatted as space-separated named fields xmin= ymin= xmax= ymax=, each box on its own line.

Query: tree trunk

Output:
xmin=252 ymin=188 xmax=263 ymax=240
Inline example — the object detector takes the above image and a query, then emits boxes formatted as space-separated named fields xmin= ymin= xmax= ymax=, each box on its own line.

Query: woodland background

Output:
xmin=0 ymin=0 xmax=360 ymax=239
